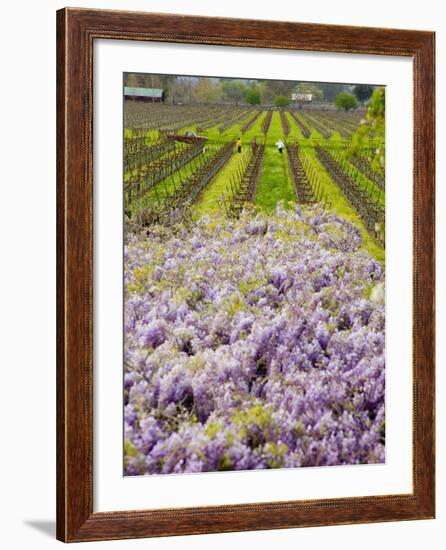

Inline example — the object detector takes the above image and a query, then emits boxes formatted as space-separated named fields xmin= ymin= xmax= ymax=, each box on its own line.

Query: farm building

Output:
xmin=124 ymin=87 xmax=165 ymax=103
xmin=292 ymin=93 xmax=313 ymax=108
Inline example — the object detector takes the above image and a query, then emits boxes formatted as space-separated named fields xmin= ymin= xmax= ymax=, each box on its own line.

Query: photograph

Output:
xmin=123 ymin=73 xmax=386 ymax=476
xmin=0 ymin=0 xmax=439 ymax=545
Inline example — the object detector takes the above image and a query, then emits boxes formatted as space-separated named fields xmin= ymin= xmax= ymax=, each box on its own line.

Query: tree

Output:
xmin=366 ymin=87 xmax=385 ymax=171
xmin=261 ymin=80 xmax=295 ymax=102
xmin=334 ymin=92 xmax=358 ymax=111
xmin=124 ymin=73 xmax=145 ymax=88
xmin=367 ymin=87 xmax=385 ymax=131
xmin=274 ymin=95 xmax=291 ymax=108
xmin=352 ymin=84 xmax=374 ymax=104
xmin=348 ymin=87 xmax=385 ymax=172
xmin=157 ymin=75 xmax=182 ymax=104
xmin=221 ymin=80 xmax=246 ymax=105
xmin=177 ymin=76 xmax=194 ymax=103
xmin=317 ymin=82 xmax=349 ymax=102
xmin=244 ymin=85 xmax=261 ymax=105
xmin=193 ymin=78 xmax=222 ymax=103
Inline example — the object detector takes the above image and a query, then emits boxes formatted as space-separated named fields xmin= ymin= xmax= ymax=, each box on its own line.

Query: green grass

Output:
xmin=255 ymin=112 xmax=296 ymax=211
xmin=124 ymin=127 xmax=162 ymax=142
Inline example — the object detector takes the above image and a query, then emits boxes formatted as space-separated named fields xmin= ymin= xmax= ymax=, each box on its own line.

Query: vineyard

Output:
xmin=123 ymin=87 xmax=386 ymax=476
xmin=125 ymin=101 xmax=384 ymax=257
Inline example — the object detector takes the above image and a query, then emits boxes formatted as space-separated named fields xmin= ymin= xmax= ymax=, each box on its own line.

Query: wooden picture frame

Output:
xmin=56 ymin=7 xmax=435 ymax=542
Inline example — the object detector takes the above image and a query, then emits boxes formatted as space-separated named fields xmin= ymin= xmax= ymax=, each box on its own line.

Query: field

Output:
xmin=125 ymin=101 xmax=385 ymax=261
xmin=123 ymin=92 xmax=386 ymax=476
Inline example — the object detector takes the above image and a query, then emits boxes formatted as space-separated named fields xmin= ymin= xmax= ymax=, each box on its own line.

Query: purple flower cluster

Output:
xmin=124 ymin=205 xmax=385 ymax=475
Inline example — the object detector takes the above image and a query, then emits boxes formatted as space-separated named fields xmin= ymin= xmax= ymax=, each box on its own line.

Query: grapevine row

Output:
xmin=125 ymin=139 xmax=176 ymax=173
xmin=136 ymin=141 xmax=235 ymax=226
xmin=316 ymin=146 xmax=384 ymax=244
xmin=261 ymin=111 xmax=272 ymax=135
xmin=220 ymin=141 xmax=265 ymax=216
xmin=286 ymin=142 xmax=331 ymax=208
xmin=125 ymin=142 xmax=205 ymax=205
xmin=288 ymin=111 xmax=311 ymax=138
xmin=348 ymin=155 xmax=385 ymax=190
xmin=241 ymin=111 xmax=261 ymax=133
xmin=279 ymin=111 xmax=290 ymax=136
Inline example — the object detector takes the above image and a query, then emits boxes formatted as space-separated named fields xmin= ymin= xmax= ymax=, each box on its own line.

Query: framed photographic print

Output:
xmin=56 ymin=7 xmax=435 ymax=542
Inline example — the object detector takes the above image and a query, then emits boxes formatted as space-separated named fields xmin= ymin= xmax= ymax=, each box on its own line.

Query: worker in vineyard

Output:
xmin=276 ymin=139 xmax=285 ymax=155
xmin=236 ymin=137 xmax=242 ymax=154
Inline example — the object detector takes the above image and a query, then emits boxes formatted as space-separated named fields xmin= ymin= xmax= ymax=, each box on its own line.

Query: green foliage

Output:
xmin=232 ymin=404 xmax=273 ymax=432
xmin=221 ymin=79 xmax=246 ymax=105
xmin=349 ymin=87 xmax=385 ymax=172
xmin=124 ymin=440 xmax=138 ymax=458
xmin=274 ymin=95 xmax=291 ymax=108
xmin=367 ymin=87 xmax=385 ymax=132
xmin=218 ymin=452 xmax=232 ymax=471
xmin=227 ymin=293 xmax=248 ymax=317
xmin=265 ymin=442 xmax=289 ymax=468
xmin=244 ymin=85 xmax=262 ymax=105
xmin=204 ymin=422 xmax=222 ymax=439
xmin=334 ymin=92 xmax=358 ymax=111
xmin=293 ymin=419 xmax=305 ymax=437
xmin=335 ymin=92 xmax=358 ymax=110
xmin=352 ymin=84 xmax=374 ymax=103
xmin=239 ymin=277 xmax=265 ymax=296
xmin=367 ymin=87 xmax=385 ymax=172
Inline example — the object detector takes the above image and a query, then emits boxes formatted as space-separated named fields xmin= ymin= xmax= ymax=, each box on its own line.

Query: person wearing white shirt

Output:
xmin=275 ymin=139 xmax=285 ymax=154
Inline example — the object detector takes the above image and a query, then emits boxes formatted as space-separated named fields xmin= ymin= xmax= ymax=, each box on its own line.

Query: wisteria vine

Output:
xmin=124 ymin=205 xmax=385 ymax=475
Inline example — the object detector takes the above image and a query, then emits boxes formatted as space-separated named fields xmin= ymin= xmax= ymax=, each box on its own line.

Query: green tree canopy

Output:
xmin=349 ymin=87 xmax=385 ymax=172
xmin=334 ymin=92 xmax=358 ymax=111
xmin=274 ymin=95 xmax=291 ymax=108
xmin=221 ymin=80 xmax=246 ymax=105
xmin=352 ymin=84 xmax=374 ymax=104
xmin=244 ymin=85 xmax=262 ymax=105
xmin=367 ymin=87 xmax=385 ymax=131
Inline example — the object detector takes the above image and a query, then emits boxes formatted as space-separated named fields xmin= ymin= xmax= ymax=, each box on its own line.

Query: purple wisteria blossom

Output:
xmin=124 ymin=205 xmax=385 ymax=475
